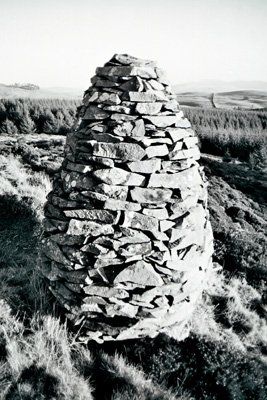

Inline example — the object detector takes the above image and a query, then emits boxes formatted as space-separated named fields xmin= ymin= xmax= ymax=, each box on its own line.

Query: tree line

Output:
xmin=185 ymin=107 xmax=267 ymax=166
xmin=0 ymin=98 xmax=266 ymax=166
xmin=0 ymin=98 xmax=79 ymax=135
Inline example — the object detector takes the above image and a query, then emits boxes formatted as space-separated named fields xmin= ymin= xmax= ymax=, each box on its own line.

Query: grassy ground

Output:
xmin=0 ymin=135 xmax=266 ymax=399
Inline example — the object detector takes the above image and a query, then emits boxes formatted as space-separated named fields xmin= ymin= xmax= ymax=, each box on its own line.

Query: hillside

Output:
xmin=176 ymin=90 xmax=267 ymax=109
xmin=1 ymin=82 xmax=267 ymax=110
xmin=0 ymin=84 xmax=82 ymax=99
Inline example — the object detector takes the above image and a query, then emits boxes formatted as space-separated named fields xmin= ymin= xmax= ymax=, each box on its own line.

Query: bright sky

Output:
xmin=0 ymin=0 xmax=266 ymax=88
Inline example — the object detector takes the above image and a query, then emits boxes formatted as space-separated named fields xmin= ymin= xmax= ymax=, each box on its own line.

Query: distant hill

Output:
xmin=173 ymin=80 xmax=267 ymax=93
xmin=0 ymin=84 xmax=82 ymax=99
xmin=176 ymin=90 xmax=267 ymax=109
xmin=1 ymin=81 xmax=267 ymax=110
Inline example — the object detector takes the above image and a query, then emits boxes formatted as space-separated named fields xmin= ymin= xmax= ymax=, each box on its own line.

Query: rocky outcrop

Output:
xmin=40 ymin=54 xmax=214 ymax=343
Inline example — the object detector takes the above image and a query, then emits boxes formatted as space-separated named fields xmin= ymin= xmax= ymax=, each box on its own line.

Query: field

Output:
xmin=0 ymin=99 xmax=266 ymax=399
xmin=176 ymin=90 xmax=267 ymax=110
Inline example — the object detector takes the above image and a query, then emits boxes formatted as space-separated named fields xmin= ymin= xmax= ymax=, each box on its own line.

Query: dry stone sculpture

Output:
xmin=40 ymin=54 xmax=214 ymax=343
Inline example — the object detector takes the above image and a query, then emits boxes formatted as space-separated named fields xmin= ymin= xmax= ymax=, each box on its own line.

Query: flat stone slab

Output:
xmin=114 ymin=261 xmax=164 ymax=286
xmin=127 ymin=159 xmax=161 ymax=174
xmin=93 ymin=167 xmax=145 ymax=186
xmin=66 ymin=220 xmax=114 ymax=236
xmin=96 ymin=65 xmax=157 ymax=79
xmin=130 ymin=187 xmax=173 ymax=203
xmin=136 ymin=102 xmax=162 ymax=115
xmin=92 ymin=142 xmax=146 ymax=161
xmin=148 ymin=166 xmax=202 ymax=189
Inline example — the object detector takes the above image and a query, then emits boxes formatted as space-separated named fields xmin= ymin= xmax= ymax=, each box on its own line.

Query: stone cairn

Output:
xmin=41 ymin=54 xmax=214 ymax=343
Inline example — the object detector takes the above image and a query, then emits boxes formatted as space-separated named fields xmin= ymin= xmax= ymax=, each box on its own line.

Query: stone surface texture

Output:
xmin=40 ymin=54 xmax=214 ymax=343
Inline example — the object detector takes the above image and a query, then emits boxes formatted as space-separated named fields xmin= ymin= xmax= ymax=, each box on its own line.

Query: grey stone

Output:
xmin=130 ymin=187 xmax=172 ymax=203
xmin=65 ymin=162 xmax=93 ymax=173
xmin=148 ymin=166 xmax=202 ymax=189
xmin=110 ymin=53 xmax=156 ymax=66
xmin=168 ymin=141 xmax=184 ymax=158
xmin=127 ymin=91 xmax=168 ymax=102
xmin=77 ymin=154 xmax=115 ymax=167
xmin=83 ymin=286 xmax=129 ymax=298
xmin=81 ymin=303 xmax=103 ymax=313
xmin=93 ymin=167 xmax=145 ymax=186
xmin=127 ymin=159 xmax=161 ymax=174
xmin=96 ymin=65 xmax=157 ymax=79
xmin=61 ymin=171 xmax=94 ymax=192
xmin=83 ymin=296 xmax=108 ymax=305
xmin=159 ymin=220 xmax=175 ymax=232
xmin=50 ymin=283 xmax=76 ymax=302
xmin=169 ymin=194 xmax=199 ymax=219
xmin=119 ymin=76 xmax=144 ymax=91
xmin=113 ymin=121 xmax=133 ymax=136
xmin=142 ymin=137 xmax=172 ymax=146
xmin=114 ymin=261 xmax=164 ymax=286
xmin=93 ymin=257 xmax=125 ymax=269
xmin=64 ymin=209 xmax=119 ymax=224
xmin=51 ymin=196 xmax=81 ymax=209
xmin=170 ymin=228 xmax=205 ymax=249
xmin=66 ymin=219 xmax=114 ymax=236
xmin=143 ymin=207 xmax=169 ymax=220
xmin=92 ymin=142 xmax=146 ymax=161
xmin=50 ymin=233 xmax=84 ymax=246
xmin=164 ymin=100 xmax=179 ymax=112
xmin=131 ymin=119 xmax=146 ymax=138
xmin=87 ymin=91 xmax=121 ymax=105
xmin=161 ymin=159 xmax=196 ymax=172
xmin=42 ymin=239 xmax=72 ymax=266
xmin=78 ymin=190 xmax=108 ymax=202
xmin=91 ymin=76 xmax=119 ymax=89
xmin=143 ymin=115 xmax=181 ymax=128
xmin=117 ymin=227 xmax=151 ymax=243
xmin=103 ymin=105 xmax=131 ymax=114
xmin=147 ymin=79 xmax=165 ymax=91
xmin=113 ymin=120 xmax=145 ymax=139
xmin=88 ymin=123 xmax=107 ymax=133
xmin=83 ymin=105 xmax=110 ymax=120
xmin=183 ymin=136 xmax=199 ymax=148
xmin=118 ymin=242 xmax=152 ymax=257
xmin=43 ymin=218 xmax=68 ymax=233
xmin=81 ymin=242 xmax=110 ymax=255
xmin=175 ymin=118 xmax=191 ymax=128
xmin=110 ymin=113 xmax=137 ymax=122
xmin=122 ymin=211 xmax=158 ymax=231
xmin=166 ymin=128 xmax=191 ymax=142
xmin=145 ymin=144 xmax=169 ymax=158
xmin=136 ymin=102 xmax=162 ymax=115
xmin=105 ymin=303 xmax=138 ymax=318
xmin=87 ymin=133 xmax=123 ymax=143
xmin=168 ymin=147 xmax=200 ymax=161
xmin=103 ymin=199 xmax=141 ymax=212
xmin=93 ymin=183 xmax=128 ymax=200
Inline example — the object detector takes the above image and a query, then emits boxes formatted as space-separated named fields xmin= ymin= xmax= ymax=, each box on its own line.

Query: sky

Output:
xmin=0 ymin=0 xmax=266 ymax=88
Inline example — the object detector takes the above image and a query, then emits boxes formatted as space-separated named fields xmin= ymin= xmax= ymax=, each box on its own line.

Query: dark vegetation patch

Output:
xmin=0 ymin=98 xmax=79 ymax=135
xmin=96 ymin=334 xmax=267 ymax=400
xmin=184 ymin=107 xmax=267 ymax=166
xmin=0 ymin=196 xmax=53 ymax=317
xmin=5 ymin=365 xmax=59 ymax=400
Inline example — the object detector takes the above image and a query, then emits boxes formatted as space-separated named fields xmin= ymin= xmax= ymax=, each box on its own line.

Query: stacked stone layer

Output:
xmin=41 ymin=54 xmax=214 ymax=343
